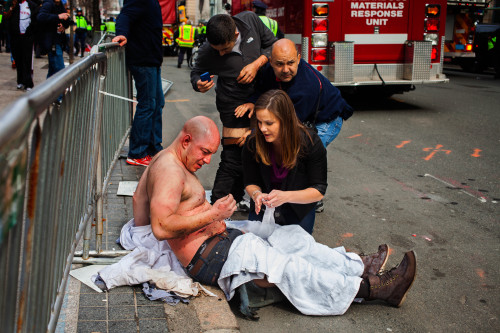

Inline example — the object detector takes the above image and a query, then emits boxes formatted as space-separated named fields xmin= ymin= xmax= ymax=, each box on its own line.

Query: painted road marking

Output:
xmin=424 ymin=174 xmax=487 ymax=203
xmin=166 ymin=99 xmax=190 ymax=102
xmin=396 ymin=140 xmax=411 ymax=148
xmin=471 ymin=149 xmax=482 ymax=157
xmin=348 ymin=134 xmax=362 ymax=139
xmin=423 ymin=144 xmax=451 ymax=161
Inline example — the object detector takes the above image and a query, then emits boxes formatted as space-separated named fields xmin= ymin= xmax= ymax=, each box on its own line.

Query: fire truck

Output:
xmin=231 ymin=0 xmax=449 ymax=96
xmin=444 ymin=0 xmax=488 ymax=71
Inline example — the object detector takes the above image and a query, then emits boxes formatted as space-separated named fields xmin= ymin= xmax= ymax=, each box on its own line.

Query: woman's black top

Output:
xmin=242 ymin=128 xmax=328 ymax=222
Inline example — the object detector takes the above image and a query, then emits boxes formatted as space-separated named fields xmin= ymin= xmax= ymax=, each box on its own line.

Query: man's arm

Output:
xmin=190 ymin=43 xmax=215 ymax=92
xmin=147 ymin=164 xmax=235 ymax=240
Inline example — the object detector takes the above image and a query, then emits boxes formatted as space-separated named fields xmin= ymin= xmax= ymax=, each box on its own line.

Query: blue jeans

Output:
xmin=248 ymin=206 xmax=316 ymax=235
xmin=316 ymin=116 xmax=343 ymax=147
xmin=47 ymin=44 xmax=65 ymax=78
xmin=128 ymin=65 xmax=164 ymax=159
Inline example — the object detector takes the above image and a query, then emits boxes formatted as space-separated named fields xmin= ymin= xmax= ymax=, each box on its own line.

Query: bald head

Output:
xmin=270 ymin=39 xmax=300 ymax=82
xmin=182 ymin=116 xmax=219 ymax=142
xmin=176 ymin=116 xmax=220 ymax=172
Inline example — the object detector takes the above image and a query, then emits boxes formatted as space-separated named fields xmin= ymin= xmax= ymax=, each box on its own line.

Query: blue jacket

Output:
xmin=250 ymin=59 xmax=353 ymax=124
xmin=37 ymin=0 xmax=70 ymax=54
xmin=116 ymin=0 xmax=163 ymax=67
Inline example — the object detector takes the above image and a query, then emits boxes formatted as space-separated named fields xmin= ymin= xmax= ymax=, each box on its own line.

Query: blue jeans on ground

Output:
xmin=128 ymin=65 xmax=164 ymax=159
xmin=248 ymin=206 xmax=316 ymax=235
xmin=316 ymin=115 xmax=343 ymax=147
xmin=47 ymin=44 xmax=65 ymax=78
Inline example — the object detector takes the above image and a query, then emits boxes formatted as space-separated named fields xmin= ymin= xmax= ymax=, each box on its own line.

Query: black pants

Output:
xmin=11 ymin=34 xmax=34 ymax=88
xmin=211 ymin=144 xmax=245 ymax=204
xmin=75 ymin=31 xmax=87 ymax=56
xmin=177 ymin=47 xmax=192 ymax=65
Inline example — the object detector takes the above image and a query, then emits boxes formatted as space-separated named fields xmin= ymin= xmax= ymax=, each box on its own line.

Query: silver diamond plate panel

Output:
xmin=353 ymin=64 xmax=405 ymax=81
xmin=404 ymin=41 xmax=432 ymax=80
xmin=302 ymin=37 xmax=309 ymax=63
xmin=328 ymin=42 xmax=354 ymax=83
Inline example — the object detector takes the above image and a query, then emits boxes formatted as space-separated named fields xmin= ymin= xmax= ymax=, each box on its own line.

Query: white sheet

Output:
xmin=96 ymin=219 xmax=215 ymax=297
xmin=221 ymin=209 xmax=364 ymax=316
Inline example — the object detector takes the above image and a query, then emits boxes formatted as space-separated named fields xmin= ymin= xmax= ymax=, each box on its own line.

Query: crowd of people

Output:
xmin=0 ymin=0 xmax=116 ymax=91
xmin=110 ymin=0 xmax=418 ymax=320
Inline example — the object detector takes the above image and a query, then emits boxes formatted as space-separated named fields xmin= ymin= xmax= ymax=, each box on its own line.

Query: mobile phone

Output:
xmin=200 ymin=72 xmax=211 ymax=82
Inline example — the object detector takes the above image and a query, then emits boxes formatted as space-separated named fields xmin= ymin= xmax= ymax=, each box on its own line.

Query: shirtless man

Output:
xmin=133 ymin=116 xmax=236 ymax=271
xmin=133 ymin=116 xmax=417 ymax=312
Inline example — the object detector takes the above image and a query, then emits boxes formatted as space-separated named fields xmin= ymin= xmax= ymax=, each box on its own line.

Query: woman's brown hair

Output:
xmin=251 ymin=90 xmax=309 ymax=169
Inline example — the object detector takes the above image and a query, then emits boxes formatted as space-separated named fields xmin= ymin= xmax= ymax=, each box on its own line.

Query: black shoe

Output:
xmin=177 ymin=64 xmax=181 ymax=68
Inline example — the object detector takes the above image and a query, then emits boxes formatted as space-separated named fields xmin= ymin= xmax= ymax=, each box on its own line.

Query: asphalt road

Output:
xmin=161 ymin=58 xmax=500 ymax=332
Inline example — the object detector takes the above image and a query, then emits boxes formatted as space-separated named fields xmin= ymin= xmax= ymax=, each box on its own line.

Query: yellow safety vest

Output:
xmin=75 ymin=16 xmax=87 ymax=30
xmin=259 ymin=16 xmax=278 ymax=36
xmin=488 ymin=36 xmax=496 ymax=51
xmin=105 ymin=21 xmax=116 ymax=33
xmin=176 ymin=25 xmax=195 ymax=47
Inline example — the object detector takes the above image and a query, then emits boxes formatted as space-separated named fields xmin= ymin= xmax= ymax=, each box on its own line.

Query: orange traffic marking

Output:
xmin=423 ymin=144 xmax=451 ymax=161
xmin=471 ymin=149 xmax=482 ymax=157
xmin=165 ymin=99 xmax=190 ymax=102
xmin=396 ymin=140 xmax=411 ymax=148
xmin=348 ymin=134 xmax=362 ymax=139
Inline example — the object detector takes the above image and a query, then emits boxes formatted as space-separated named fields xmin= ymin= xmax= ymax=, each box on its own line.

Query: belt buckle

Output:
xmin=199 ymin=242 xmax=207 ymax=255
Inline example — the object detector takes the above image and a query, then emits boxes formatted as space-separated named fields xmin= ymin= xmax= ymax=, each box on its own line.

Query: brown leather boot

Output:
xmin=360 ymin=244 xmax=389 ymax=279
xmin=367 ymin=250 xmax=417 ymax=307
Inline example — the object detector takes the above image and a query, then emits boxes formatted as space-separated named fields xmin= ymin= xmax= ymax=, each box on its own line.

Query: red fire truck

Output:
xmin=231 ymin=0 xmax=449 ymax=96
xmin=444 ymin=1 xmax=488 ymax=72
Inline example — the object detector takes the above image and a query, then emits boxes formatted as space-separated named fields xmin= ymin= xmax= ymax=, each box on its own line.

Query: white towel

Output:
xmin=220 ymin=216 xmax=364 ymax=316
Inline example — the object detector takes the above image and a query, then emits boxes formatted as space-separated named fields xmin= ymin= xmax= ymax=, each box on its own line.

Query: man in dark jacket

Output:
xmin=6 ymin=0 xmax=38 ymax=90
xmin=190 ymin=12 xmax=276 ymax=207
xmin=113 ymin=0 xmax=164 ymax=167
xmin=37 ymin=0 xmax=70 ymax=78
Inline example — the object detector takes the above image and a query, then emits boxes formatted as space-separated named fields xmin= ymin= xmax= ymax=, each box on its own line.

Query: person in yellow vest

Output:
xmin=175 ymin=20 xmax=197 ymax=68
xmin=252 ymin=0 xmax=284 ymax=39
xmin=74 ymin=7 xmax=90 ymax=57
xmin=105 ymin=17 xmax=115 ymax=34
xmin=197 ymin=21 xmax=206 ymax=44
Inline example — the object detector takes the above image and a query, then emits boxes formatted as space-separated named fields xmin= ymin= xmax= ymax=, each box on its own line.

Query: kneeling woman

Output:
xmin=242 ymin=90 xmax=327 ymax=234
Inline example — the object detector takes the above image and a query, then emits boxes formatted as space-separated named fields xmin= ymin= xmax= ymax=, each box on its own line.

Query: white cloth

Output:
xmin=19 ymin=1 xmax=31 ymax=34
xmin=96 ymin=219 xmax=215 ymax=297
xmin=221 ymin=209 xmax=364 ymax=316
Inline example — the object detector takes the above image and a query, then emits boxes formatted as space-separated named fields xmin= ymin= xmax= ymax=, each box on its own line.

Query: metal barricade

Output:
xmin=0 ymin=42 xmax=133 ymax=332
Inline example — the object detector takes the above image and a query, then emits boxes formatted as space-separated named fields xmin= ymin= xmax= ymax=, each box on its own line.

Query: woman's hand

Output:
xmin=251 ymin=190 xmax=266 ymax=215
xmin=263 ymin=190 xmax=289 ymax=209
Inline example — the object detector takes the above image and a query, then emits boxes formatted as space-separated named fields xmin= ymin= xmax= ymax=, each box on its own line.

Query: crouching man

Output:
xmin=133 ymin=116 xmax=417 ymax=315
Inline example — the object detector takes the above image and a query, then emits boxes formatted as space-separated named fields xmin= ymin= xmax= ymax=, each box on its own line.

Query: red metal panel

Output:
xmin=159 ymin=0 xmax=176 ymax=25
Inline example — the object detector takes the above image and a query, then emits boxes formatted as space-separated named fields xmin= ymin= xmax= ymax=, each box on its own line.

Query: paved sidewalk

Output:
xmin=0 ymin=52 xmax=241 ymax=332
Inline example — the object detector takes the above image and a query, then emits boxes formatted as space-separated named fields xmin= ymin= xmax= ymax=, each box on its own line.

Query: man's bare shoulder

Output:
xmin=147 ymin=151 xmax=187 ymax=188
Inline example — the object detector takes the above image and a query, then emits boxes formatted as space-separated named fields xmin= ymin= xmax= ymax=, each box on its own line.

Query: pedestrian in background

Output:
xmin=175 ymin=19 xmax=197 ymax=68
xmin=73 ymin=7 xmax=89 ymax=57
xmin=6 ymin=0 xmax=38 ymax=91
xmin=252 ymin=0 xmax=283 ymax=39
xmin=113 ymin=0 xmax=165 ymax=167
xmin=37 ymin=0 xmax=70 ymax=78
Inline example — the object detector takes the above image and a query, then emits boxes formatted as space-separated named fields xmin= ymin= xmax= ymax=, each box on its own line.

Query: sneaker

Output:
xmin=126 ymin=155 xmax=151 ymax=166
xmin=315 ymin=200 xmax=324 ymax=213
xmin=17 ymin=84 xmax=24 ymax=90
xmin=25 ymin=87 xmax=32 ymax=92
xmin=12 ymin=61 xmax=16 ymax=69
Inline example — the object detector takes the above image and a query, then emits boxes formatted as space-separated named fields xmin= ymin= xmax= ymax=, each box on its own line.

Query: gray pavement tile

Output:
xmin=80 ymin=284 xmax=100 ymax=294
xmin=137 ymin=305 xmax=167 ymax=319
xmin=135 ymin=293 xmax=154 ymax=306
xmin=107 ymin=286 xmax=134 ymax=294
xmin=138 ymin=319 xmax=169 ymax=333
xmin=108 ymin=292 xmax=135 ymax=306
xmin=77 ymin=320 xmax=107 ymax=333
xmin=79 ymin=293 xmax=107 ymax=307
xmin=108 ymin=306 xmax=136 ymax=320
xmin=108 ymin=320 xmax=138 ymax=333
xmin=78 ymin=306 xmax=107 ymax=321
